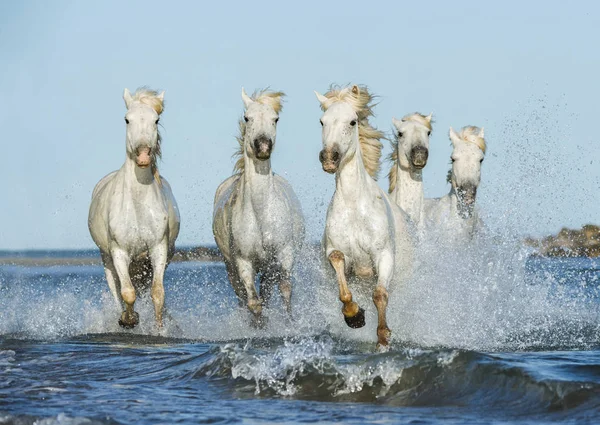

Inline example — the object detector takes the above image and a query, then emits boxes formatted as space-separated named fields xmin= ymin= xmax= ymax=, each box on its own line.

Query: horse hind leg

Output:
xmin=225 ymin=260 xmax=247 ymax=308
xmin=278 ymin=273 xmax=292 ymax=317
xmin=328 ymin=251 xmax=365 ymax=329
xmin=259 ymin=270 xmax=276 ymax=308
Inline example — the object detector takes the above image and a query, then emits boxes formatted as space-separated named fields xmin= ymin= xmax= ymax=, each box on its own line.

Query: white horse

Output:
xmin=88 ymin=88 xmax=180 ymax=329
xmin=315 ymin=84 xmax=416 ymax=349
xmin=213 ymin=88 xmax=305 ymax=326
xmin=423 ymin=126 xmax=486 ymax=239
xmin=387 ymin=113 xmax=433 ymax=227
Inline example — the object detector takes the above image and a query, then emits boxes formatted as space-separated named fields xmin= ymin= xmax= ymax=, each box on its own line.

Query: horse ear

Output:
xmin=426 ymin=112 xmax=433 ymax=123
xmin=123 ymin=88 xmax=133 ymax=109
xmin=351 ymin=85 xmax=360 ymax=96
xmin=449 ymin=127 xmax=461 ymax=146
xmin=241 ymin=87 xmax=253 ymax=109
xmin=479 ymin=127 xmax=485 ymax=138
xmin=392 ymin=117 xmax=402 ymax=129
xmin=314 ymin=91 xmax=328 ymax=107
xmin=157 ymin=91 xmax=165 ymax=102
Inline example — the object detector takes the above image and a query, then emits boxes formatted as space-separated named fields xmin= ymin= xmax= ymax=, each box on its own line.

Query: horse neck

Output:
xmin=392 ymin=161 xmax=423 ymax=223
xmin=446 ymin=184 xmax=459 ymax=215
xmin=120 ymin=155 xmax=155 ymax=187
xmin=335 ymin=145 xmax=372 ymax=201
xmin=239 ymin=151 xmax=274 ymax=205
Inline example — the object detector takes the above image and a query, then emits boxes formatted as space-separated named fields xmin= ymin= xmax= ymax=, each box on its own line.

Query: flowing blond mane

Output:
xmin=130 ymin=87 xmax=165 ymax=183
xmin=387 ymin=113 xmax=433 ymax=193
xmin=320 ymin=85 xmax=384 ymax=179
xmin=457 ymin=126 xmax=486 ymax=153
xmin=233 ymin=89 xmax=285 ymax=173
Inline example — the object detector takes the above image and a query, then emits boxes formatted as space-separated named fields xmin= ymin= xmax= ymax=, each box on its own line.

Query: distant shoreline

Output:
xmin=0 ymin=246 xmax=223 ymax=267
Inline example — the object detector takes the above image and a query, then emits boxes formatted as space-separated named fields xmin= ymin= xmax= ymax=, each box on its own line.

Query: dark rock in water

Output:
xmin=526 ymin=224 xmax=600 ymax=257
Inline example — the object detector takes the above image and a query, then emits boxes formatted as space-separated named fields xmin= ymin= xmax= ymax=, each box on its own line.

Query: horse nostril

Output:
xmin=332 ymin=151 xmax=339 ymax=162
xmin=319 ymin=150 xmax=325 ymax=163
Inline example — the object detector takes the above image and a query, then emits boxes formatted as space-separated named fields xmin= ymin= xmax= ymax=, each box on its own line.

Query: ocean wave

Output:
xmin=191 ymin=335 xmax=600 ymax=413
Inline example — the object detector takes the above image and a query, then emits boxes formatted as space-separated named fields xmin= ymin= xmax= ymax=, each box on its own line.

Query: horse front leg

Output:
xmin=149 ymin=240 xmax=169 ymax=329
xmin=328 ymin=250 xmax=365 ymax=329
xmin=111 ymin=248 xmax=139 ymax=328
xmin=225 ymin=260 xmax=247 ymax=308
xmin=101 ymin=252 xmax=122 ymax=311
xmin=276 ymin=247 xmax=294 ymax=317
xmin=373 ymin=251 xmax=393 ymax=350
xmin=236 ymin=258 xmax=264 ymax=327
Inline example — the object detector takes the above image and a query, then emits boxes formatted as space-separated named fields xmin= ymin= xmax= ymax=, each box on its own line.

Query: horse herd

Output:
xmin=88 ymin=84 xmax=487 ymax=350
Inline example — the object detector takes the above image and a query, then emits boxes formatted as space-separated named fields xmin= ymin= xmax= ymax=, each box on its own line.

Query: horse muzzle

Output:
xmin=254 ymin=137 xmax=273 ymax=160
xmin=410 ymin=146 xmax=428 ymax=169
xmin=135 ymin=146 xmax=152 ymax=168
xmin=319 ymin=147 xmax=340 ymax=174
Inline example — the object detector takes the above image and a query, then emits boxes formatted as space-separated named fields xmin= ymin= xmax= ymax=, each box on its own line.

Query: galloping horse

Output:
xmin=387 ymin=113 xmax=433 ymax=227
xmin=315 ymin=84 xmax=415 ymax=349
xmin=89 ymin=88 xmax=180 ymax=329
xmin=423 ymin=126 xmax=486 ymax=239
xmin=213 ymin=88 xmax=304 ymax=326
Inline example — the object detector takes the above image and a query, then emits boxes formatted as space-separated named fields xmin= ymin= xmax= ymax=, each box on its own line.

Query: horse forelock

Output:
xmin=401 ymin=112 xmax=432 ymax=130
xmin=130 ymin=87 xmax=165 ymax=115
xmin=321 ymin=84 xmax=384 ymax=179
xmin=457 ymin=126 xmax=486 ymax=154
xmin=233 ymin=89 xmax=285 ymax=174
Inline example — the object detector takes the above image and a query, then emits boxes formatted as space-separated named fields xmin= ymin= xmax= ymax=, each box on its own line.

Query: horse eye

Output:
xmin=244 ymin=116 xmax=249 ymax=122
xmin=125 ymin=118 xmax=129 ymax=124
xmin=155 ymin=119 xmax=159 ymax=125
xmin=480 ymin=158 xmax=484 ymax=163
xmin=427 ymin=131 xmax=431 ymax=136
xmin=451 ymin=158 xmax=456 ymax=163
xmin=274 ymin=117 xmax=279 ymax=124
xmin=398 ymin=132 xmax=403 ymax=138
xmin=350 ymin=120 xmax=357 ymax=126
xmin=320 ymin=119 xmax=323 ymax=126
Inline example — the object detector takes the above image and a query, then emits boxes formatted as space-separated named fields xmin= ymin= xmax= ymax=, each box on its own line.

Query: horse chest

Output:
xmin=326 ymin=195 xmax=386 ymax=268
xmin=231 ymin=192 xmax=292 ymax=260
xmin=110 ymin=185 xmax=169 ymax=250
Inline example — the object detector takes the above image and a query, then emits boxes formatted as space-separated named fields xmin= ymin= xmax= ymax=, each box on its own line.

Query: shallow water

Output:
xmin=1 ymin=247 xmax=600 ymax=424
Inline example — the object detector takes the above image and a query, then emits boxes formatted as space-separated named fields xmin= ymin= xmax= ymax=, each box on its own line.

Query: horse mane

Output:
xmin=130 ymin=87 xmax=165 ymax=183
xmin=457 ymin=126 xmax=486 ymax=153
xmin=233 ymin=89 xmax=285 ymax=173
xmin=320 ymin=84 xmax=384 ymax=179
xmin=446 ymin=125 xmax=487 ymax=184
xmin=387 ymin=113 xmax=433 ymax=193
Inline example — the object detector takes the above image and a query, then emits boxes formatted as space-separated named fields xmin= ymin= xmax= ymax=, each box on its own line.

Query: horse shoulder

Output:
xmin=212 ymin=174 xmax=241 ymax=262
xmin=273 ymin=174 xmax=306 ymax=246
xmin=158 ymin=175 xmax=181 ymax=249
xmin=91 ymin=170 xmax=118 ymax=200
xmin=273 ymin=175 xmax=303 ymax=215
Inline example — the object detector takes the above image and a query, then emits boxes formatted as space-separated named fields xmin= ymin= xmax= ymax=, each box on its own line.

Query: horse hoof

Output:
xmin=119 ymin=311 xmax=139 ymax=329
xmin=344 ymin=308 xmax=366 ymax=329
xmin=376 ymin=342 xmax=390 ymax=353
xmin=251 ymin=314 xmax=268 ymax=329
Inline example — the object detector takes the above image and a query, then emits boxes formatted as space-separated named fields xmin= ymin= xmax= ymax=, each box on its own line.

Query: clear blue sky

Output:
xmin=1 ymin=0 xmax=599 ymax=249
